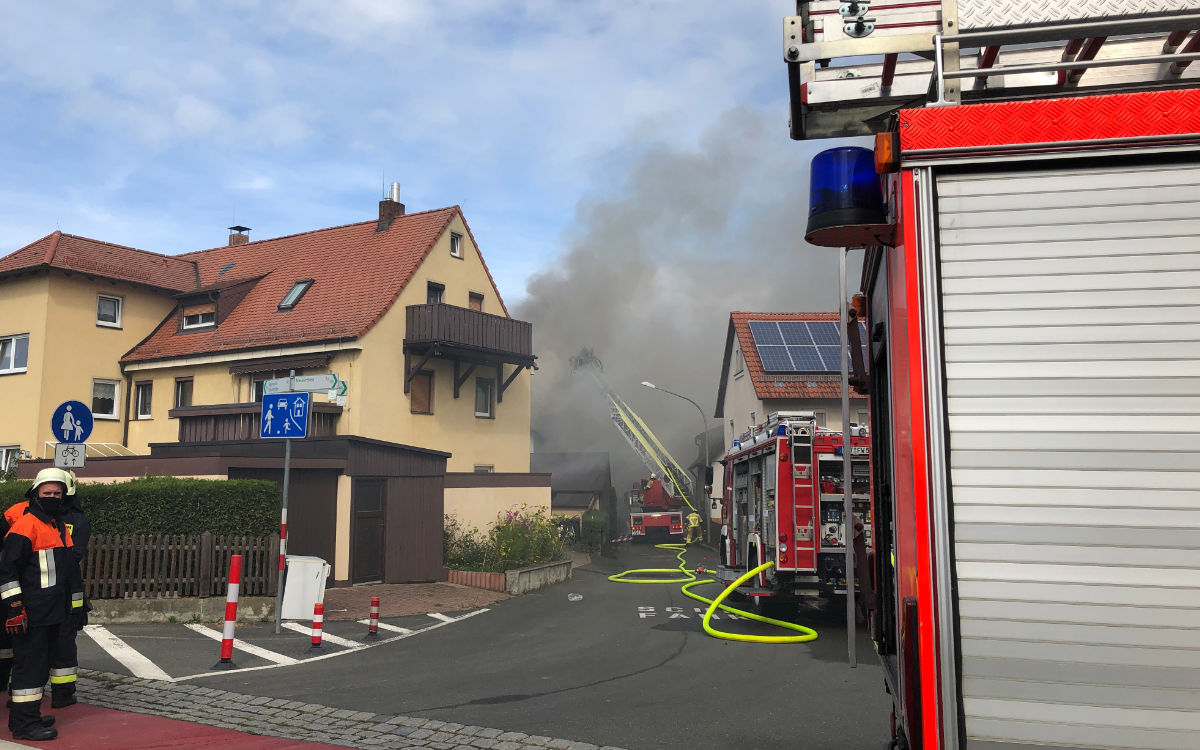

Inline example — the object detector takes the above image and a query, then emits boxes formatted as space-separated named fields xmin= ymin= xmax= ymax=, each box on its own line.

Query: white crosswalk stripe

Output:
xmin=356 ymin=619 xmax=413 ymax=635
xmin=82 ymin=625 xmax=172 ymax=682
xmin=281 ymin=622 xmax=363 ymax=649
xmin=184 ymin=624 xmax=299 ymax=665
xmin=427 ymin=612 xmax=456 ymax=623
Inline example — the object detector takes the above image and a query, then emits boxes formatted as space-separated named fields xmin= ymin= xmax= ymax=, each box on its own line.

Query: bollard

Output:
xmin=366 ymin=596 xmax=380 ymax=639
xmin=309 ymin=602 xmax=324 ymax=651
xmin=212 ymin=554 xmax=242 ymax=670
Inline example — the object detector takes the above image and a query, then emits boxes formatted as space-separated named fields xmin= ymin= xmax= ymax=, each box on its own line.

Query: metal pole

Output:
xmin=274 ymin=370 xmax=296 ymax=635
xmin=840 ymin=248 xmax=857 ymax=668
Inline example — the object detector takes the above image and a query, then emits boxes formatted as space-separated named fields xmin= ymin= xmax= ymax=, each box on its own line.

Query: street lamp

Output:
xmin=641 ymin=381 xmax=710 ymax=540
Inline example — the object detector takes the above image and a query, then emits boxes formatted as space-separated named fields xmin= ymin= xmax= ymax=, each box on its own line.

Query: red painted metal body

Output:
xmin=629 ymin=479 xmax=685 ymax=541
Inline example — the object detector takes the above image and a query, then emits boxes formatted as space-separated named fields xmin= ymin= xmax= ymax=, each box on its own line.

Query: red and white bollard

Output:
xmin=309 ymin=602 xmax=325 ymax=651
xmin=366 ymin=596 xmax=380 ymax=639
xmin=213 ymin=554 xmax=242 ymax=669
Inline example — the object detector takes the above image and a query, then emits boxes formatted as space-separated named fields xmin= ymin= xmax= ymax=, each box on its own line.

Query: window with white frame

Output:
xmin=135 ymin=381 xmax=153 ymax=419
xmin=0 ymin=334 xmax=29 ymax=375
xmin=1 ymin=447 xmax=20 ymax=474
xmin=734 ymin=349 xmax=744 ymax=377
xmin=473 ymin=465 xmax=494 ymax=473
xmin=813 ymin=409 xmax=826 ymax=427
xmin=427 ymin=282 xmax=444 ymax=305
xmin=182 ymin=308 xmax=216 ymax=329
xmin=475 ymin=378 xmax=494 ymax=418
xmin=450 ymin=232 xmax=463 ymax=258
xmin=97 ymin=294 xmax=123 ymax=328
xmin=92 ymin=379 xmax=120 ymax=419
xmin=175 ymin=378 xmax=193 ymax=408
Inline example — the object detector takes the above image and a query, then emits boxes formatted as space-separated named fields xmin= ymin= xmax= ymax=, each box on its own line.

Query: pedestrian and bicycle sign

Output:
xmin=260 ymin=393 xmax=310 ymax=439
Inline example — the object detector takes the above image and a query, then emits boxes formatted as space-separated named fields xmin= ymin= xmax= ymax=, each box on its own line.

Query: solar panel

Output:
xmin=787 ymin=346 xmax=825 ymax=371
xmin=778 ymin=321 xmax=812 ymax=345
xmin=807 ymin=321 xmax=841 ymax=345
xmin=748 ymin=321 xmax=783 ymax=345
xmin=817 ymin=346 xmax=843 ymax=370
xmin=758 ymin=345 xmax=794 ymax=371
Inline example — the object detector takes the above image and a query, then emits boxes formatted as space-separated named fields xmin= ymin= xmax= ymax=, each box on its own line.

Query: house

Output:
xmin=0 ymin=190 xmax=549 ymax=584
xmin=714 ymin=312 xmax=869 ymax=453
xmin=529 ymin=452 xmax=613 ymax=519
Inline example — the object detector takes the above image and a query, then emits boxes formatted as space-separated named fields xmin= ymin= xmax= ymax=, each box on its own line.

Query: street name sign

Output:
xmin=260 ymin=393 xmax=310 ymax=439
xmin=263 ymin=374 xmax=345 ymax=396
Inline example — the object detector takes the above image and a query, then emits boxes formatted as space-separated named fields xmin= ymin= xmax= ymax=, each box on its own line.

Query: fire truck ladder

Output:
xmin=570 ymin=350 xmax=697 ymax=512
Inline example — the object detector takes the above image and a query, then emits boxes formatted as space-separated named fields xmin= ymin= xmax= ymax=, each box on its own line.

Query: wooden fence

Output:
xmin=84 ymin=533 xmax=280 ymax=599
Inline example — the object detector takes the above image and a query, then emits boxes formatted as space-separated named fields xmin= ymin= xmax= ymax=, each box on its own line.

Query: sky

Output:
xmin=1 ymin=1 xmax=862 ymax=487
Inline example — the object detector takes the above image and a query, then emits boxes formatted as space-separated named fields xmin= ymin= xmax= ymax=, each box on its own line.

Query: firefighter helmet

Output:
xmin=27 ymin=467 xmax=72 ymax=498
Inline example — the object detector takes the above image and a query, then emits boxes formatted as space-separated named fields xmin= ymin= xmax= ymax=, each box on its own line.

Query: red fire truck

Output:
xmin=715 ymin=412 xmax=872 ymax=604
xmin=629 ymin=478 xmax=685 ymax=542
xmin=785 ymin=3 xmax=1200 ymax=749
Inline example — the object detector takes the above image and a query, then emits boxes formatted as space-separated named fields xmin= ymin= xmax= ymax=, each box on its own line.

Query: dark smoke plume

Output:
xmin=515 ymin=108 xmax=852 ymax=493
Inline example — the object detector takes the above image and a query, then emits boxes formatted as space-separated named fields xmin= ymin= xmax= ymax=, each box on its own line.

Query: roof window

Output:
xmin=279 ymin=280 xmax=314 ymax=311
xmin=219 ymin=262 xmax=236 ymax=276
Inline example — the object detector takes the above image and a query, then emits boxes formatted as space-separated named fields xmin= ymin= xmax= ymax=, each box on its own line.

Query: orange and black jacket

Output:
xmin=0 ymin=507 xmax=83 ymax=627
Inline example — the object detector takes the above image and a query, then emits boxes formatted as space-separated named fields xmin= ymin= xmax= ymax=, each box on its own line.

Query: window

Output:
xmin=97 ymin=294 xmax=122 ymax=328
xmin=182 ymin=303 xmax=216 ymax=329
xmin=427 ymin=282 xmax=444 ymax=305
xmin=450 ymin=232 xmax=463 ymax=258
xmin=175 ymin=378 xmax=194 ymax=408
xmin=92 ymin=379 xmax=119 ymax=419
xmin=734 ymin=349 xmax=744 ymax=377
xmin=410 ymin=371 xmax=433 ymax=414
xmin=473 ymin=465 xmax=494 ymax=473
xmin=0 ymin=446 xmax=20 ymax=474
xmin=278 ymin=280 xmax=314 ymax=311
xmin=749 ymin=411 xmax=756 ymax=426
xmin=475 ymin=378 xmax=494 ymax=418
xmin=0 ymin=334 xmax=29 ymax=374
xmin=252 ymin=371 xmax=300 ymax=402
xmin=135 ymin=381 xmax=153 ymax=419
xmin=468 ymin=292 xmax=484 ymax=312
xmin=813 ymin=409 xmax=826 ymax=427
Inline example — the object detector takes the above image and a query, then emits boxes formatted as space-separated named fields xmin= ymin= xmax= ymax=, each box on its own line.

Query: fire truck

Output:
xmin=628 ymin=478 xmax=685 ymax=542
xmin=784 ymin=3 xmax=1200 ymax=749
xmin=715 ymin=412 xmax=872 ymax=604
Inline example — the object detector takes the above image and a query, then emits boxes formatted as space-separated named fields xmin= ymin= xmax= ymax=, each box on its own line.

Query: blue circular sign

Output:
xmin=51 ymin=401 xmax=93 ymax=444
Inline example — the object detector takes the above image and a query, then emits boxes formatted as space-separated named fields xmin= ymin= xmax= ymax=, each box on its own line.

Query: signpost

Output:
xmin=260 ymin=388 xmax=310 ymax=633
xmin=50 ymin=400 xmax=92 ymax=469
xmin=263 ymin=374 xmax=346 ymax=397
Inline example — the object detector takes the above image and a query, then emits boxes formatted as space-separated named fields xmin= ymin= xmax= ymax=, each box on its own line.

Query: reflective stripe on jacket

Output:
xmin=0 ymin=509 xmax=82 ymax=627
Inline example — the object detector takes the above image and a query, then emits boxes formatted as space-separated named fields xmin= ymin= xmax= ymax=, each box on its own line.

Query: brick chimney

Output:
xmin=228 ymin=225 xmax=251 ymax=246
xmin=377 ymin=182 xmax=405 ymax=231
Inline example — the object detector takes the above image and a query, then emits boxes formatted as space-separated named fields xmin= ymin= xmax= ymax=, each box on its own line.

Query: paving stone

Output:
xmin=470 ymin=740 xmax=497 ymax=749
xmin=494 ymin=742 xmax=524 ymax=750
xmin=390 ymin=727 xmax=416 ymax=736
xmin=428 ymin=732 xmax=456 ymax=742
xmin=351 ymin=711 xmax=378 ymax=721
xmin=476 ymin=728 xmax=503 ymax=739
xmin=409 ymin=728 xmax=435 ymax=740
xmin=566 ymin=744 xmax=598 ymax=750
xmin=424 ymin=720 xmax=447 ymax=730
xmin=498 ymin=733 xmax=528 ymax=742
xmin=398 ymin=717 xmax=429 ymax=728
xmin=456 ymin=726 xmax=483 ymax=737
xmin=428 ymin=744 xmax=455 ymax=750
xmin=545 ymin=741 xmax=572 ymax=750
xmin=524 ymin=737 xmax=551 ymax=746
xmin=441 ymin=723 xmax=464 ymax=733
xmin=332 ymin=709 xmax=357 ymax=719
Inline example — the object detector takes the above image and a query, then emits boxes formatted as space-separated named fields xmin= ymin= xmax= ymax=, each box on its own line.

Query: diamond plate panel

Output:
xmin=900 ymin=89 xmax=1200 ymax=151
xmin=958 ymin=0 xmax=1200 ymax=30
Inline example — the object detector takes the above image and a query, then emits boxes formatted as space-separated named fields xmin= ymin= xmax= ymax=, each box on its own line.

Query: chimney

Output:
xmin=228 ymin=225 xmax=251 ymax=246
xmin=377 ymin=182 xmax=405 ymax=231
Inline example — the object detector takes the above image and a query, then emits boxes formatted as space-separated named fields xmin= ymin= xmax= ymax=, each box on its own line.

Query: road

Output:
xmin=79 ymin=545 xmax=891 ymax=750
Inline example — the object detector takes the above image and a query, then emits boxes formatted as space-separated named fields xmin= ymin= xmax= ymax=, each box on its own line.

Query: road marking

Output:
xmin=184 ymin=624 xmax=299 ymax=665
xmin=357 ymin=619 xmax=413 ymax=635
xmin=282 ymin=622 xmax=363 ymax=649
xmin=427 ymin=613 xmax=455 ymax=623
xmin=82 ymin=625 xmax=173 ymax=682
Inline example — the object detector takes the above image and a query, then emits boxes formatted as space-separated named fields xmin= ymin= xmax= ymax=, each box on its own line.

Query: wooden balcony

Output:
xmin=403 ymin=304 xmax=536 ymax=402
xmin=169 ymin=403 xmax=342 ymax=443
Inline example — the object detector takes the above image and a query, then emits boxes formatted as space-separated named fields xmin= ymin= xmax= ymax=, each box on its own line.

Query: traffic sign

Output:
xmin=54 ymin=443 xmax=86 ymax=469
xmin=260 ymin=393 xmax=310 ymax=439
xmin=51 ymin=401 xmax=93 ymax=444
xmin=263 ymin=374 xmax=342 ymax=396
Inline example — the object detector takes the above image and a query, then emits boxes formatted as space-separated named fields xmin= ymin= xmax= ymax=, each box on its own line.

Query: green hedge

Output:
xmin=581 ymin=508 xmax=609 ymax=554
xmin=0 ymin=477 xmax=280 ymax=537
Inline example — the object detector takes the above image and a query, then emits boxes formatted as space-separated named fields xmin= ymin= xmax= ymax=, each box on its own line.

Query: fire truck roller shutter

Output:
xmin=935 ymin=161 xmax=1200 ymax=750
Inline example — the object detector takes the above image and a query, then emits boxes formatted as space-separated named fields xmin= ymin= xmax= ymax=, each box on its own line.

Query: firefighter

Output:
xmin=1 ymin=468 xmax=85 ymax=741
xmin=56 ymin=471 xmax=90 ymax=710
xmin=685 ymin=510 xmax=702 ymax=544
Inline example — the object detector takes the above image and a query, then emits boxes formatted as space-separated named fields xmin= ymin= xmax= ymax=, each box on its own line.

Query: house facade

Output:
xmin=714 ymin=311 xmax=869 ymax=453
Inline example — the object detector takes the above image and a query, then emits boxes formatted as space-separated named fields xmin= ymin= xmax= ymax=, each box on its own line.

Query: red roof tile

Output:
xmin=123 ymin=206 xmax=501 ymax=363
xmin=0 ymin=232 xmax=197 ymax=292
xmin=730 ymin=311 xmax=845 ymax=400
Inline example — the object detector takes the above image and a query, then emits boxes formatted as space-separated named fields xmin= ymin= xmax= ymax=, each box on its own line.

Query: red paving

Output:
xmin=2 ymin=704 xmax=344 ymax=749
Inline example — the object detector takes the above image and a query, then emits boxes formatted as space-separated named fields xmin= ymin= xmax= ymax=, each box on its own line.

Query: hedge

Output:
xmin=0 ymin=477 xmax=280 ymax=537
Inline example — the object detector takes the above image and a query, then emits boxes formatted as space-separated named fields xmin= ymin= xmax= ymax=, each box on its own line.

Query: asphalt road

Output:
xmin=183 ymin=545 xmax=892 ymax=750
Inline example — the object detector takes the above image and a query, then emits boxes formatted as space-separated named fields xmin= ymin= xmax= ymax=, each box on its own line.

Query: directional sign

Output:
xmin=51 ymin=401 xmax=93 ymax=444
xmin=54 ymin=443 xmax=86 ymax=469
xmin=260 ymin=393 xmax=310 ymax=439
xmin=263 ymin=374 xmax=341 ymax=396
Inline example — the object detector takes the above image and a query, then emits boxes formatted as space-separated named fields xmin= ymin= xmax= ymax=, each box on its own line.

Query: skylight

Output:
xmin=278 ymin=280 xmax=314 ymax=310
xmin=219 ymin=262 xmax=236 ymax=276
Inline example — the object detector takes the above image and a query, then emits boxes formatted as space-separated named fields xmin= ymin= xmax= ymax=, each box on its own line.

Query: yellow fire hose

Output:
xmin=608 ymin=543 xmax=818 ymax=643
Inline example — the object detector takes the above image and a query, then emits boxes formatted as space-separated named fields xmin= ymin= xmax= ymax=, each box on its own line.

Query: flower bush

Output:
xmin=444 ymin=505 xmax=566 ymax=572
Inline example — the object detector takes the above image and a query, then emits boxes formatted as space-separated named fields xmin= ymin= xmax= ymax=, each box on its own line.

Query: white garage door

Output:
xmin=937 ymin=161 xmax=1200 ymax=750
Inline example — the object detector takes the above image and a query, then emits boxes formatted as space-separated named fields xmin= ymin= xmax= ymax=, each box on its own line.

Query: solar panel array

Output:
xmin=748 ymin=320 xmax=868 ymax=372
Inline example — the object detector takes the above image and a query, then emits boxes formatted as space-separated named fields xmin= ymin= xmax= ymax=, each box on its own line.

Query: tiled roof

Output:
xmin=0 ymin=232 xmax=197 ymax=292
xmin=123 ymin=206 xmax=496 ymax=363
xmin=729 ymin=311 xmax=845 ymax=401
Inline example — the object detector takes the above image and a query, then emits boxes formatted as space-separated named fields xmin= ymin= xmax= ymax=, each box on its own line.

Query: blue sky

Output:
xmin=0 ymin=1 xmax=814 ymax=305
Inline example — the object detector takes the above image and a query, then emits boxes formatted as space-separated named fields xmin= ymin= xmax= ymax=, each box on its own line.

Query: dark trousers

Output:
xmin=9 ymin=624 xmax=73 ymax=733
xmin=0 ymin=627 xmax=11 ymax=692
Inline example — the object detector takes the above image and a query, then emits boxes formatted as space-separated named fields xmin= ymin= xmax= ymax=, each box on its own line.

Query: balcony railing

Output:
xmin=169 ymin=403 xmax=342 ymax=443
xmin=404 ymin=304 xmax=533 ymax=363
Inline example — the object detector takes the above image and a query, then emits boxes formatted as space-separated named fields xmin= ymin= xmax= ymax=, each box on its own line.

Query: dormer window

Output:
xmin=279 ymin=280 xmax=314 ymax=311
xmin=182 ymin=303 xmax=216 ymax=329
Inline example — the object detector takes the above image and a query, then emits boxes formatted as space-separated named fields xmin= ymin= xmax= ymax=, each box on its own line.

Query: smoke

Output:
xmin=515 ymin=107 xmax=851 ymax=492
